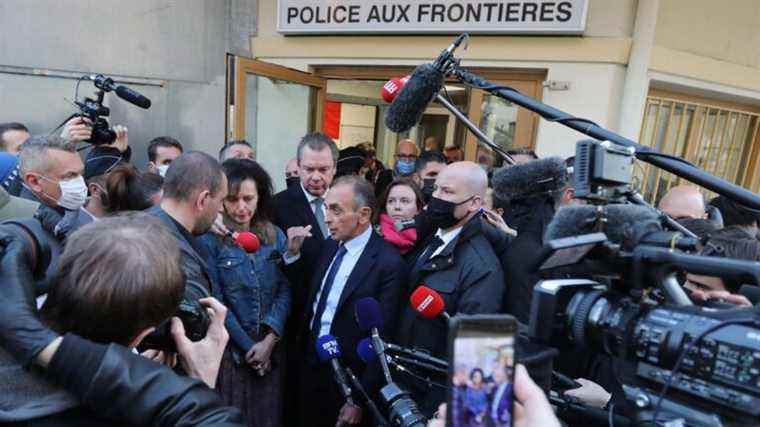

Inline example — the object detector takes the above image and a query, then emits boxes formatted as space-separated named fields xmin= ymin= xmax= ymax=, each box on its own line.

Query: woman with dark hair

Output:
xmin=102 ymin=164 xmax=163 ymax=213
xmin=376 ymin=177 xmax=424 ymax=255
xmin=200 ymin=158 xmax=291 ymax=427
xmin=464 ymin=368 xmax=489 ymax=426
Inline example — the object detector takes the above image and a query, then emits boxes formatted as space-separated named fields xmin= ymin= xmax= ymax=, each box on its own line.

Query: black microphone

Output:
xmin=90 ymin=74 xmax=152 ymax=109
xmin=491 ymin=156 xmax=569 ymax=203
xmin=545 ymin=204 xmax=662 ymax=249
xmin=394 ymin=218 xmax=416 ymax=232
xmin=315 ymin=334 xmax=354 ymax=404
xmin=384 ymin=63 xmax=444 ymax=133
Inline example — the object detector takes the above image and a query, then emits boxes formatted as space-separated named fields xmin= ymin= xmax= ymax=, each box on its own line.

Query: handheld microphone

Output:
xmin=315 ymin=335 xmax=354 ymax=404
xmin=90 ymin=74 xmax=152 ymax=109
xmin=355 ymin=297 xmax=393 ymax=383
xmin=357 ymin=337 xmax=377 ymax=364
xmin=381 ymin=75 xmax=410 ymax=103
xmin=409 ymin=286 xmax=449 ymax=321
xmin=226 ymin=230 xmax=261 ymax=253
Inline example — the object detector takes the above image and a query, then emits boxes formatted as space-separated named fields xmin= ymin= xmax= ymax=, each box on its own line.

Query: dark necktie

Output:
xmin=312 ymin=198 xmax=328 ymax=238
xmin=311 ymin=245 xmax=348 ymax=335
xmin=412 ymin=235 xmax=445 ymax=275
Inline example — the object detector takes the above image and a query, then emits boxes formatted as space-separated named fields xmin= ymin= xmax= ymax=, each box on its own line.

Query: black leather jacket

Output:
xmin=31 ymin=334 xmax=244 ymax=426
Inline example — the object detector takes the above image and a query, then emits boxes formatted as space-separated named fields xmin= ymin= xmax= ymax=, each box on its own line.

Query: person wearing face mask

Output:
xmin=412 ymin=150 xmax=447 ymax=206
xmin=396 ymin=161 xmax=505 ymax=418
xmin=376 ymin=178 xmax=424 ymax=256
xmin=18 ymin=136 xmax=88 ymax=241
xmin=374 ymin=139 xmax=419 ymax=197
xmin=146 ymin=136 xmax=184 ymax=177
xmin=200 ymin=159 xmax=291 ymax=427
xmin=284 ymin=157 xmax=300 ymax=189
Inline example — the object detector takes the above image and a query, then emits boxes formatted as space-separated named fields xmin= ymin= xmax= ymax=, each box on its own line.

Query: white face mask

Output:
xmin=157 ymin=164 xmax=169 ymax=177
xmin=56 ymin=176 xmax=88 ymax=210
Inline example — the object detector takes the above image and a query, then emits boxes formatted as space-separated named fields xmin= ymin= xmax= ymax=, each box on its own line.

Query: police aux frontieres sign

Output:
xmin=278 ymin=0 xmax=588 ymax=35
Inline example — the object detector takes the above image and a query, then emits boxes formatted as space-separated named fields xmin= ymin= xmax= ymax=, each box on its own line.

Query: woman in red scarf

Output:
xmin=377 ymin=178 xmax=424 ymax=255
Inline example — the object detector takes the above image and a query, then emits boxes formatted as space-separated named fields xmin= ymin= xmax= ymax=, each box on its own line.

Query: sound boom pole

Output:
xmin=435 ymin=35 xmax=760 ymax=209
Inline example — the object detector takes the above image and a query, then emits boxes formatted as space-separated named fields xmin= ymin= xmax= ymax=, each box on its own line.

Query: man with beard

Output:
xmin=148 ymin=151 xmax=228 ymax=301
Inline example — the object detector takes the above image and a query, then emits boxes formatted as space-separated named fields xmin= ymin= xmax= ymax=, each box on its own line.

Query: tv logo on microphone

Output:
xmin=415 ymin=295 xmax=435 ymax=312
xmin=321 ymin=340 xmax=339 ymax=356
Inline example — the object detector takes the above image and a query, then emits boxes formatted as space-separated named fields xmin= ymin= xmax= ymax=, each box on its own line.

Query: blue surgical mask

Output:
xmin=395 ymin=159 xmax=415 ymax=176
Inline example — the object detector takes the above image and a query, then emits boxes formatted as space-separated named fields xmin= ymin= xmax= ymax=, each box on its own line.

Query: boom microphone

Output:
xmin=384 ymin=63 xmax=445 ymax=133
xmin=545 ymin=204 xmax=660 ymax=248
xmin=492 ymin=156 xmax=568 ymax=203
xmin=409 ymin=286 xmax=449 ymax=320
xmin=90 ymin=74 xmax=152 ymax=109
xmin=315 ymin=335 xmax=354 ymax=404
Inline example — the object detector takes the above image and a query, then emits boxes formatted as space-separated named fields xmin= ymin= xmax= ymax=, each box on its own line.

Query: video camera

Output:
xmin=71 ymin=74 xmax=151 ymax=145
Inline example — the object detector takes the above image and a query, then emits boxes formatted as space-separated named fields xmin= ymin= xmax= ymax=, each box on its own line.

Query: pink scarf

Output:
xmin=379 ymin=213 xmax=417 ymax=254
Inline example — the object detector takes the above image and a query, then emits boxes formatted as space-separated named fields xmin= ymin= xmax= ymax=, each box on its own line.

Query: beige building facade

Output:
xmin=230 ymin=0 xmax=760 ymax=197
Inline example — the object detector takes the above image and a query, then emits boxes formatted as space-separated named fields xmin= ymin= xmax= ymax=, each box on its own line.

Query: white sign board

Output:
xmin=278 ymin=0 xmax=588 ymax=35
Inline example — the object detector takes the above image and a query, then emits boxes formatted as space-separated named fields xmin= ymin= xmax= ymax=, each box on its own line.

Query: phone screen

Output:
xmin=448 ymin=316 xmax=516 ymax=427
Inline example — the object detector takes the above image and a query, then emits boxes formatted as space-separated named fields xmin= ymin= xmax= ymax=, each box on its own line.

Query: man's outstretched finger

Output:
xmin=170 ymin=317 xmax=191 ymax=350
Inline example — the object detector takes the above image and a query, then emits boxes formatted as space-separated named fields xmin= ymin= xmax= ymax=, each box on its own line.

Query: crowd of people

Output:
xmin=0 ymin=115 xmax=758 ymax=427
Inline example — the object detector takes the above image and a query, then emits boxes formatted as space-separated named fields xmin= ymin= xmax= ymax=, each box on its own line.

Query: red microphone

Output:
xmin=410 ymin=285 xmax=449 ymax=320
xmin=227 ymin=230 xmax=260 ymax=253
xmin=380 ymin=75 xmax=411 ymax=103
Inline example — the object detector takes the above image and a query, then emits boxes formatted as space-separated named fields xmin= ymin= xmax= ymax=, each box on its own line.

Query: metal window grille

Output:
xmin=636 ymin=96 xmax=760 ymax=204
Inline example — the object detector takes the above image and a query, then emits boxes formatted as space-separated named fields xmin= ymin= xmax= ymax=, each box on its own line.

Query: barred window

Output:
xmin=636 ymin=92 xmax=760 ymax=203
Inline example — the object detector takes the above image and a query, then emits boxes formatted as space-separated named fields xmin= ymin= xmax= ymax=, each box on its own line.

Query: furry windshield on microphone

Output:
xmin=384 ymin=63 xmax=444 ymax=133
xmin=545 ymin=204 xmax=661 ymax=248
xmin=492 ymin=157 xmax=568 ymax=203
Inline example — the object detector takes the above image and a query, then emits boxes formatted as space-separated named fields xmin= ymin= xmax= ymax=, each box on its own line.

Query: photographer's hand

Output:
xmin=0 ymin=230 xmax=60 ymax=366
xmin=61 ymin=116 xmax=93 ymax=143
xmin=171 ymin=297 xmax=229 ymax=388
xmin=105 ymin=125 xmax=129 ymax=153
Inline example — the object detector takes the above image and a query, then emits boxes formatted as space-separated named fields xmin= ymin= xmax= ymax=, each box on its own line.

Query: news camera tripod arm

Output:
xmin=448 ymin=62 xmax=760 ymax=210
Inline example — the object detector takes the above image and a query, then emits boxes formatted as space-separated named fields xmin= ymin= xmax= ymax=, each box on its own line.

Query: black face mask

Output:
xmin=286 ymin=176 xmax=300 ymax=188
xmin=421 ymin=178 xmax=436 ymax=204
xmin=426 ymin=195 xmax=474 ymax=230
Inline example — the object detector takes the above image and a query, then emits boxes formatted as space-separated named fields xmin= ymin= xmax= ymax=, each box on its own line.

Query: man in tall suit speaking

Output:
xmin=297 ymin=176 xmax=405 ymax=427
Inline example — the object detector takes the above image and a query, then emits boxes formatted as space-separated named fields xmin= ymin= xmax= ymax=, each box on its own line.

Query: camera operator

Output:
xmin=0 ymin=214 xmax=239 ymax=425
xmin=147 ymin=151 xmax=228 ymax=303
xmin=496 ymin=157 xmax=577 ymax=324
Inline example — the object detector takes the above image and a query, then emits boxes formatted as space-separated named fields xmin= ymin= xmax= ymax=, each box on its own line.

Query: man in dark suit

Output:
xmin=271 ymin=133 xmax=337 ymax=426
xmin=298 ymin=175 xmax=405 ymax=427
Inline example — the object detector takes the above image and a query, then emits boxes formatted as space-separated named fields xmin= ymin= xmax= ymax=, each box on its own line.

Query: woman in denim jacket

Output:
xmin=200 ymin=158 xmax=290 ymax=427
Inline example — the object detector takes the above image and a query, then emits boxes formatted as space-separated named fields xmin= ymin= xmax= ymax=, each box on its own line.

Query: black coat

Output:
xmin=271 ymin=184 xmax=328 ymax=323
xmin=147 ymin=206 xmax=212 ymax=302
xmin=298 ymin=230 xmax=406 ymax=427
xmin=396 ymin=215 xmax=506 ymax=415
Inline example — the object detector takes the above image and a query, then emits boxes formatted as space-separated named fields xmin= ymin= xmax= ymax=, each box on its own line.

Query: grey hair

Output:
xmin=19 ymin=135 xmax=77 ymax=175
xmin=296 ymin=133 xmax=338 ymax=164
xmin=332 ymin=175 xmax=376 ymax=216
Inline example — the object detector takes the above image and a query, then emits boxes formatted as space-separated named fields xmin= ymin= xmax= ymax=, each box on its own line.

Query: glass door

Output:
xmin=226 ymin=55 xmax=326 ymax=190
